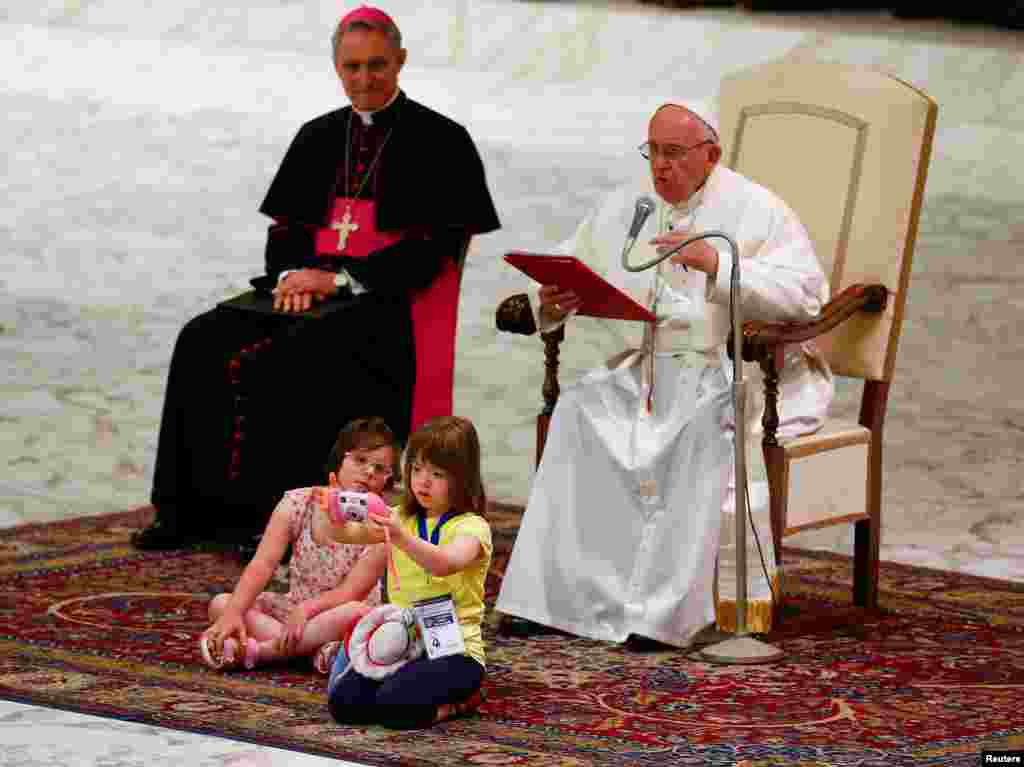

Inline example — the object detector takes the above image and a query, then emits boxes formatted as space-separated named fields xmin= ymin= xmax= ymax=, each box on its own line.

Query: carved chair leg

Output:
xmin=764 ymin=443 xmax=788 ymax=626
xmin=536 ymin=415 xmax=552 ymax=469
xmin=536 ymin=325 xmax=565 ymax=469
xmin=756 ymin=345 xmax=786 ymax=626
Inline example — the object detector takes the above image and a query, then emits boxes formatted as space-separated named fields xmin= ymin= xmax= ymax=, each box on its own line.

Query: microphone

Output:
xmin=622 ymin=196 xmax=656 ymax=262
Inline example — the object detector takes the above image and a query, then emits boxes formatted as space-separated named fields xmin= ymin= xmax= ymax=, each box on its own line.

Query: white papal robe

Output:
xmin=496 ymin=164 xmax=834 ymax=647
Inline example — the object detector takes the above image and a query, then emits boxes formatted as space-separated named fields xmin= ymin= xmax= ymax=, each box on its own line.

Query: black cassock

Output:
xmin=148 ymin=92 xmax=500 ymax=543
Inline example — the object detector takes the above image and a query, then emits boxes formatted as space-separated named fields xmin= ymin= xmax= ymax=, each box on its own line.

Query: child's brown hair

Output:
xmin=401 ymin=416 xmax=486 ymax=518
xmin=330 ymin=416 xmax=401 ymax=489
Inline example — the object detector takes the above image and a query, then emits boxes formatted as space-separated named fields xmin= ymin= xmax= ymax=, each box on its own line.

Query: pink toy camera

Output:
xmin=326 ymin=491 xmax=371 ymax=524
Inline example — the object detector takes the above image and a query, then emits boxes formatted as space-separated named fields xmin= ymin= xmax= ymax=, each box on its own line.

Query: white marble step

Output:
xmin=0 ymin=700 xmax=360 ymax=767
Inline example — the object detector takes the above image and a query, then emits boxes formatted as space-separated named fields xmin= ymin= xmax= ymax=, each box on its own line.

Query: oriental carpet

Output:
xmin=1 ymin=505 xmax=1023 ymax=766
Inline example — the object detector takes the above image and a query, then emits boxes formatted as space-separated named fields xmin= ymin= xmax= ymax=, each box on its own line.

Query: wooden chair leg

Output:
xmin=536 ymin=414 xmax=551 ymax=469
xmin=853 ymin=442 xmax=882 ymax=609
xmin=535 ymin=325 xmax=565 ymax=469
xmin=855 ymin=380 xmax=888 ymax=610
xmin=757 ymin=345 xmax=788 ymax=627
xmin=764 ymin=443 xmax=788 ymax=625
xmin=853 ymin=519 xmax=877 ymax=609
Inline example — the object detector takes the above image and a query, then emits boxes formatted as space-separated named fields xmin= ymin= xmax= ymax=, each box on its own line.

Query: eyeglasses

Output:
xmin=345 ymin=452 xmax=393 ymax=479
xmin=639 ymin=140 xmax=714 ymax=162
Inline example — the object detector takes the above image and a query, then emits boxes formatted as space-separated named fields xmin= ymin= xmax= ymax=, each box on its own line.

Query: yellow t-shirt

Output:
xmin=389 ymin=511 xmax=492 ymax=668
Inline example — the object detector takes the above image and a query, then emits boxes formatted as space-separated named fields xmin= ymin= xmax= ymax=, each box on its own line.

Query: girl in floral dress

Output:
xmin=199 ymin=416 xmax=398 ymax=672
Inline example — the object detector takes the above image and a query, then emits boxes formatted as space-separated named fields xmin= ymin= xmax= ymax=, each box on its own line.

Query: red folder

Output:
xmin=504 ymin=252 xmax=656 ymax=323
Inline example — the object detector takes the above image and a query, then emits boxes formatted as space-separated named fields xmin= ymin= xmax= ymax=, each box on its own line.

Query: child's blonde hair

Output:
xmin=401 ymin=416 xmax=486 ymax=518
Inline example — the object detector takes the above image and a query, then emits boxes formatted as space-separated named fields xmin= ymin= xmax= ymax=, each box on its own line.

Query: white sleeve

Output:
xmin=706 ymin=204 xmax=827 ymax=322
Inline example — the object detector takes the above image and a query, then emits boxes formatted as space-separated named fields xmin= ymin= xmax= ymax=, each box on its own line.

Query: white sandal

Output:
xmin=314 ymin=641 xmax=342 ymax=675
xmin=199 ymin=633 xmax=236 ymax=670
xmin=199 ymin=634 xmax=259 ymax=670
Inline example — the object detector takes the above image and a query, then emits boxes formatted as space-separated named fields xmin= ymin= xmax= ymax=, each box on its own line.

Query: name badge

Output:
xmin=411 ymin=594 xmax=464 ymax=660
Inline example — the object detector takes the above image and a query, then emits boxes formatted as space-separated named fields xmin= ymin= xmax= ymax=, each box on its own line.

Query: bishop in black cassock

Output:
xmin=133 ymin=9 xmax=500 ymax=550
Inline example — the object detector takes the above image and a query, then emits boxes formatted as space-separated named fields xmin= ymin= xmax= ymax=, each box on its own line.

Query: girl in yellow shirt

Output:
xmin=326 ymin=416 xmax=492 ymax=729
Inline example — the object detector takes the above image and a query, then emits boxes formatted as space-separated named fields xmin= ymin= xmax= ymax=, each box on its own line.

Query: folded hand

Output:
xmin=273 ymin=269 xmax=334 ymax=313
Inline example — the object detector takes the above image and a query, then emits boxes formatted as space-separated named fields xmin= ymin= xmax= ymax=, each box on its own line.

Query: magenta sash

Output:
xmin=316 ymin=197 xmax=460 ymax=432
xmin=316 ymin=198 xmax=401 ymax=257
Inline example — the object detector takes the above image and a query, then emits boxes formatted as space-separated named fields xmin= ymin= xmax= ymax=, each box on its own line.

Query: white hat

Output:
xmin=652 ymin=100 xmax=720 ymax=140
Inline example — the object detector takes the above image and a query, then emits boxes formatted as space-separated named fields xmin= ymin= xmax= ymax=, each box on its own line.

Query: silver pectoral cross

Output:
xmin=331 ymin=207 xmax=360 ymax=252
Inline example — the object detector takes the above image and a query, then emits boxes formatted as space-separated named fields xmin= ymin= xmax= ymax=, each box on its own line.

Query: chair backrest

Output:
xmin=718 ymin=60 xmax=937 ymax=381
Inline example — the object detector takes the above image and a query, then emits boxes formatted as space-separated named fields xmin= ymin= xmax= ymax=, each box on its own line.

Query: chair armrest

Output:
xmin=740 ymin=284 xmax=888 ymax=361
xmin=734 ymin=283 xmax=887 ymax=448
xmin=496 ymin=293 xmax=538 ymax=336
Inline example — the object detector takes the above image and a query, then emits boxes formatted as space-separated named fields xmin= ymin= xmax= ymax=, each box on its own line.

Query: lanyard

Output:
xmin=417 ymin=511 xmax=459 ymax=546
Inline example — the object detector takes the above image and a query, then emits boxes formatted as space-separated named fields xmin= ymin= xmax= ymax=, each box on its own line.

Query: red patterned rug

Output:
xmin=2 ymin=505 xmax=1024 ymax=766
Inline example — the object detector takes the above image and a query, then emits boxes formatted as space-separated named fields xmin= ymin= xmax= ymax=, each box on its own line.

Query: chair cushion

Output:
xmin=782 ymin=417 xmax=870 ymax=459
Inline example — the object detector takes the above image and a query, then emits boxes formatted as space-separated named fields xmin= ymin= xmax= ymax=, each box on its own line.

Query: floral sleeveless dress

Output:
xmin=253 ymin=488 xmax=381 ymax=621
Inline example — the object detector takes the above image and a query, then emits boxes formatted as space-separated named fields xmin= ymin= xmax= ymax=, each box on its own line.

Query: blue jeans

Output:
xmin=327 ymin=653 xmax=484 ymax=729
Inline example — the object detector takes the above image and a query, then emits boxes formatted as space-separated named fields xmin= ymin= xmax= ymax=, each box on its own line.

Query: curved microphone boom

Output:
xmin=615 ymin=222 xmax=785 ymax=663
xmin=621 ymin=196 xmax=656 ymax=266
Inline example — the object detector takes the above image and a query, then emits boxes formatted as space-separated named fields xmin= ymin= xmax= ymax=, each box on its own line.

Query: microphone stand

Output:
xmin=623 ymin=232 xmax=783 ymax=664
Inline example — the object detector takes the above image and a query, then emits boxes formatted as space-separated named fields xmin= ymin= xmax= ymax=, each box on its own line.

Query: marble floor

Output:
xmin=0 ymin=700 xmax=356 ymax=767
xmin=2 ymin=0 xmax=1023 ymax=763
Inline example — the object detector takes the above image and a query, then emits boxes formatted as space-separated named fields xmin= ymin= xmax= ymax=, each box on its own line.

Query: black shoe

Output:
xmin=131 ymin=519 xmax=198 ymax=551
xmin=624 ymin=634 xmax=673 ymax=652
xmin=496 ymin=614 xmax=566 ymax=638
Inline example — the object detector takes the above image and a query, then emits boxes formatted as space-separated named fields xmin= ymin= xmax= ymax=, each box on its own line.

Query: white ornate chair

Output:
xmin=719 ymin=60 xmax=937 ymax=617
xmin=496 ymin=59 xmax=937 ymax=622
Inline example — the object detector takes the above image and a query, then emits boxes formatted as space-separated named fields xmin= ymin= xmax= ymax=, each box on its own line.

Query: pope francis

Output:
xmin=496 ymin=103 xmax=834 ymax=648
